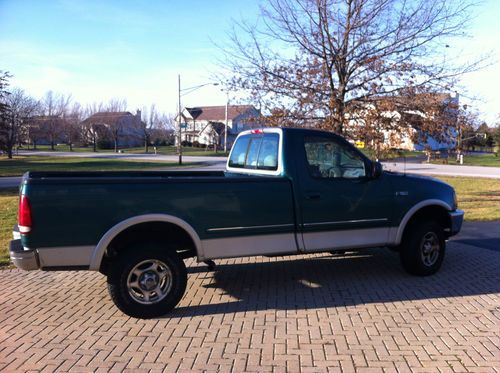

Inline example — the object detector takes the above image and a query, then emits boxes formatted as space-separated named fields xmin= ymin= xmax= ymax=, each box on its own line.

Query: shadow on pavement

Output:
xmin=174 ymin=247 xmax=499 ymax=318
xmin=453 ymin=238 xmax=500 ymax=252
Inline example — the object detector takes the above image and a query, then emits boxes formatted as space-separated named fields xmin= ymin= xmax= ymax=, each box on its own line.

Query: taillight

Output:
xmin=19 ymin=195 xmax=32 ymax=234
xmin=251 ymin=129 xmax=264 ymax=134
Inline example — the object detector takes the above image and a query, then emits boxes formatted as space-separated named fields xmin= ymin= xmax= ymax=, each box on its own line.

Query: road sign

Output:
xmin=355 ymin=140 xmax=365 ymax=149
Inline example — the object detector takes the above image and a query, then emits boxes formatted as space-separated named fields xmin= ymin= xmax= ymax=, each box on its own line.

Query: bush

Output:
xmin=97 ymin=140 xmax=113 ymax=149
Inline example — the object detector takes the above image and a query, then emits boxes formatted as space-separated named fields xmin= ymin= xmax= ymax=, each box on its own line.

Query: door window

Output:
xmin=304 ymin=136 xmax=366 ymax=179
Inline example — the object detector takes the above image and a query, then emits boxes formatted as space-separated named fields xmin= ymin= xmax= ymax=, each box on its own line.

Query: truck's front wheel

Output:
xmin=107 ymin=246 xmax=187 ymax=318
xmin=400 ymin=221 xmax=445 ymax=276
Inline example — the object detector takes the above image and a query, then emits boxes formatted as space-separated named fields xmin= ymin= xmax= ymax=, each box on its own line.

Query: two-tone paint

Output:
xmin=11 ymin=127 xmax=463 ymax=272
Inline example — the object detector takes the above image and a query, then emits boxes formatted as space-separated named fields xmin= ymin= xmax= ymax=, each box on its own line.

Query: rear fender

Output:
xmin=89 ymin=214 xmax=203 ymax=270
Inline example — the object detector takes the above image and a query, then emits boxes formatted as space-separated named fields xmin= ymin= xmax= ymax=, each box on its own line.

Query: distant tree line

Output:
xmin=0 ymin=71 xmax=175 ymax=159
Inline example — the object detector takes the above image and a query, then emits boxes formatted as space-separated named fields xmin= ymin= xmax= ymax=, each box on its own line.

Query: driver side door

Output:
xmin=297 ymin=134 xmax=395 ymax=252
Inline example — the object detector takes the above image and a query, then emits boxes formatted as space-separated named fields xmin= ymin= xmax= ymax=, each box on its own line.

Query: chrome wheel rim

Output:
xmin=420 ymin=232 xmax=440 ymax=267
xmin=127 ymin=259 xmax=173 ymax=304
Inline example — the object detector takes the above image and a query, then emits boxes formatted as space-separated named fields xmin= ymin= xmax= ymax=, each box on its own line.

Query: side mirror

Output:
xmin=371 ymin=161 xmax=383 ymax=178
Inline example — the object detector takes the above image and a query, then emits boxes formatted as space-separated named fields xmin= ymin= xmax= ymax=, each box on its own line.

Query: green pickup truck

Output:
xmin=10 ymin=127 xmax=463 ymax=318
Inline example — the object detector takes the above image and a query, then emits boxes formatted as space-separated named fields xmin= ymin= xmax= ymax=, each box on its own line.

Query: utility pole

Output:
xmin=178 ymin=74 xmax=182 ymax=165
xmin=224 ymin=90 xmax=229 ymax=153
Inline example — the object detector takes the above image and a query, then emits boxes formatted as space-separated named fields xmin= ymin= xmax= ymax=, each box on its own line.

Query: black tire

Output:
xmin=400 ymin=221 xmax=445 ymax=276
xmin=107 ymin=245 xmax=187 ymax=318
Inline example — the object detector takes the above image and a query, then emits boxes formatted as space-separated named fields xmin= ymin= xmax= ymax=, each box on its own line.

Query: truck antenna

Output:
xmin=403 ymin=150 xmax=407 ymax=176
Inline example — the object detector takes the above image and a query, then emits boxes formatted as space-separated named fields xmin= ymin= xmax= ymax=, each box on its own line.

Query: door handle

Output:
xmin=305 ymin=192 xmax=321 ymax=200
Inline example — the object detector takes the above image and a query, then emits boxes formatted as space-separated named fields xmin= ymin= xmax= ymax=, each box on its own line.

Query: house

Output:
xmin=177 ymin=105 xmax=262 ymax=148
xmin=81 ymin=110 xmax=145 ymax=148
xmin=26 ymin=115 xmax=68 ymax=147
xmin=345 ymin=92 xmax=460 ymax=151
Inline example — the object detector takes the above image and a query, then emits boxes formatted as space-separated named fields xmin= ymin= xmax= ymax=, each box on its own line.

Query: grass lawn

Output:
xmin=361 ymin=148 xmax=423 ymax=160
xmin=0 ymin=188 xmax=18 ymax=267
xmin=437 ymin=176 xmax=500 ymax=221
xmin=430 ymin=153 xmax=500 ymax=167
xmin=1 ymin=174 xmax=498 ymax=268
xmin=22 ymin=144 xmax=228 ymax=157
xmin=0 ymin=156 xmax=193 ymax=177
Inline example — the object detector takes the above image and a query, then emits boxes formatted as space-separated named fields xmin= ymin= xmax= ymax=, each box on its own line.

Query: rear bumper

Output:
xmin=449 ymin=209 xmax=464 ymax=236
xmin=9 ymin=239 xmax=40 ymax=271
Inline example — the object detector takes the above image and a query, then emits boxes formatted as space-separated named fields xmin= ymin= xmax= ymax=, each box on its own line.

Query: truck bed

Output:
xmin=20 ymin=170 xmax=297 ymax=254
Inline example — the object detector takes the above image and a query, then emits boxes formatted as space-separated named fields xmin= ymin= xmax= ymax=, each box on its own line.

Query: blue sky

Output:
xmin=1 ymin=0 xmax=499 ymax=124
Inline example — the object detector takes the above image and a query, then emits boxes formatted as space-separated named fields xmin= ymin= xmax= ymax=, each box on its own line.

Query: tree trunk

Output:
xmin=51 ymin=142 xmax=55 ymax=151
xmin=93 ymin=135 xmax=96 ymax=152
xmin=69 ymin=142 xmax=73 ymax=152
xmin=114 ymin=139 xmax=118 ymax=153
xmin=7 ymin=148 xmax=12 ymax=159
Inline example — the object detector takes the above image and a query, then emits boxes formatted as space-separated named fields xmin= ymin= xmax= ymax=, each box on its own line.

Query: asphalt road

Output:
xmin=382 ymin=161 xmax=500 ymax=179
xmin=16 ymin=150 xmax=228 ymax=164
xmin=1 ymin=151 xmax=499 ymax=189
xmin=15 ymin=150 xmax=500 ymax=179
xmin=0 ymin=153 xmax=227 ymax=188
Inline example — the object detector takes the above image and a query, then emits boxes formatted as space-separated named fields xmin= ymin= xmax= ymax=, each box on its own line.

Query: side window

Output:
xmin=304 ymin=136 xmax=366 ymax=179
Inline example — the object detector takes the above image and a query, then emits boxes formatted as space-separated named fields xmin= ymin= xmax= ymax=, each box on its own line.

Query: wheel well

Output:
xmin=402 ymin=205 xmax=451 ymax=242
xmin=99 ymin=221 xmax=197 ymax=274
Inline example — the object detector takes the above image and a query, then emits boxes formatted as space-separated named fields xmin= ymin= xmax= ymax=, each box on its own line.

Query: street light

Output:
xmin=177 ymin=75 xmax=218 ymax=165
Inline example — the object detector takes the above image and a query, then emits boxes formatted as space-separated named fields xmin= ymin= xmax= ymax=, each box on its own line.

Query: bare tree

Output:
xmin=0 ymin=71 xmax=12 ymax=155
xmin=106 ymin=98 xmax=127 ymax=153
xmin=493 ymin=115 xmax=500 ymax=154
xmin=82 ymin=102 xmax=105 ymax=152
xmin=222 ymin=0 xmax=486 ymax=135
xmin=141 ymin=104 xmax=162 ymax=153
xmin=64 ymin=102 xmax=83 ymax=151
xmin=1 ymin=88 xmax=39 ymax=158
xmin=0 ymin=71 xmax=10 ymax=117
xmin=149 ymin=112 xmax=176 ymax=146
xmin=41 ymin=91 xmax=72 ymax=150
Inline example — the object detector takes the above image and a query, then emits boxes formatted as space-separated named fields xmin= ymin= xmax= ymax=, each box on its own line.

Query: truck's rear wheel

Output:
xmin=400 ymin=221 xmax=445 ymax=276
xmin=107 ymin=246 xmax=187 ymax=318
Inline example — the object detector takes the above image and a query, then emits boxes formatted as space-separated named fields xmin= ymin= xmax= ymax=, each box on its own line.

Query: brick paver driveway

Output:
xmin=1 ymin=242 xmax=499 ymax=372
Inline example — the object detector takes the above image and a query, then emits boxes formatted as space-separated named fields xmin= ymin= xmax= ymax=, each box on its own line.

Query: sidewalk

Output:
xmin=382 ymin=161 xmax=500 ymax=179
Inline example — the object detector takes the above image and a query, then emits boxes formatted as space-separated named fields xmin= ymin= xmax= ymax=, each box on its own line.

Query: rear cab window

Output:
xmin=227 ymin=129 xmax=282 ymax=175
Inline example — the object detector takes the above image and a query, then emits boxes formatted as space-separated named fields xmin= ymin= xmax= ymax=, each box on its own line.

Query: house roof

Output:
xmin=82 ymin=111 xmax=134 ymax=125
xmin=183 ymin=105 xmax=258 ymax=121
xmin=30 ymin=115 xmax=69 ymax=125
